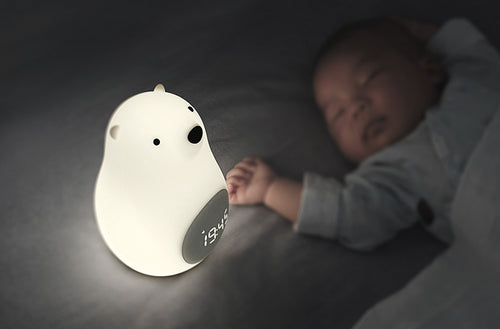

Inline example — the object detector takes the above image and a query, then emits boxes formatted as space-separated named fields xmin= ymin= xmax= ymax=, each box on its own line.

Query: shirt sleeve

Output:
xmin=294 ymin=162 xmax=421 ymax=251
xmin=427 ymin=18 xmax=500 ymax=88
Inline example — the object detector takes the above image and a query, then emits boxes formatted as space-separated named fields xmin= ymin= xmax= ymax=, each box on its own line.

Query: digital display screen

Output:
xmin=182 ymin=189 xmax=229 ymax=264
xmin=201 ymin=208 xmax=228 ymax=246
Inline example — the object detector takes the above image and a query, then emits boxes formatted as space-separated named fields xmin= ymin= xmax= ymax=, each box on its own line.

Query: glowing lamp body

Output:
xmin=94 ymin=84 xmax=228 ymax=276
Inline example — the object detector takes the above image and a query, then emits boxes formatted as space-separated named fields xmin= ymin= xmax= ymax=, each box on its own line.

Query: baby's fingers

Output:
xmin=228 ymin=191 xmax=240 ymax=204
xmin=226 ymin=167 xmax=252 ymax=180
xmin=234 ymin=158 xmax=259 ymax=173
xmin=227 ymin=178 xmax=244 ymax=204
xmin=228 ymin=185 xmax=238 ymax=204
xmin=389 ymin=16 xmax=438 ymax=43
xmin=226 ymin=175 xmax=248 ymax=189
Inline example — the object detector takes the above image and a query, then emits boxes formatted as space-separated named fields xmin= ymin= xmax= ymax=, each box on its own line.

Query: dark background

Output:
xmin=1 ymin=1 xmax=499 ymax=328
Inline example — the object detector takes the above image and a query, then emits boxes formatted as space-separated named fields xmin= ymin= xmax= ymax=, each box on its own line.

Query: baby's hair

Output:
xmin=313 ymin=17 xmax=425 ymax=72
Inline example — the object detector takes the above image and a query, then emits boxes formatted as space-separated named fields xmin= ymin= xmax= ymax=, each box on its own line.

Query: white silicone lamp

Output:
xmin=94 ymin=84 xmax=229 ymax=276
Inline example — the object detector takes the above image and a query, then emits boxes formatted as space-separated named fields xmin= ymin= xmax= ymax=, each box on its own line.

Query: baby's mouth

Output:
xmin=362 ymin=117 xmax=387 ymax=142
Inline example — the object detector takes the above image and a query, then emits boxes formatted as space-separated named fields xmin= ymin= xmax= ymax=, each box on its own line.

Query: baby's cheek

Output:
xmin=374 ymin=130 xmax=395 ymax=151
xmin=336 ymin=133 xmax=366 ymax=163
xmin=327 ymin=124 xmax=339 ymax=142
xmin=394 ymin=69 xmax=431 ymax=106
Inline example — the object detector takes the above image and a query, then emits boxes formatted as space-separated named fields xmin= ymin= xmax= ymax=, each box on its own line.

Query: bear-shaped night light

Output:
xmin=94 ymin=84 xmax=228 ymax=277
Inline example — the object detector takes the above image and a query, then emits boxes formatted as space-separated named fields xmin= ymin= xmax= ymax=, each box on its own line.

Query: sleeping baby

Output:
xmin=226 ymin=17 xmax=499 ymax=250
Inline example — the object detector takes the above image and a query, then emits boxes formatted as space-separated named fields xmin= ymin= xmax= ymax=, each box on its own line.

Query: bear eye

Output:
xmin=188 ymin=126 xmax=203 ymax=144
xmin=188 ymin=106 xmax=194 ymax=112
xmin=153 ymin=138 xmax=160 ymax=146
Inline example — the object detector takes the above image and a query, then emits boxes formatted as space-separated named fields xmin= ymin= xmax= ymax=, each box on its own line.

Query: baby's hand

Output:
xmin=390 ymin=16 xmax=439 ymax=44
xmin=226 ymin=157 xmax=277 ymax=205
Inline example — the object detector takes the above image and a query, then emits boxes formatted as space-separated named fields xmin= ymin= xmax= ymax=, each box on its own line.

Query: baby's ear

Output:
xmin=109 ymin=125 xmax=120 ymax=140
xmin=419 ymin=53 xmax=446 ymax=86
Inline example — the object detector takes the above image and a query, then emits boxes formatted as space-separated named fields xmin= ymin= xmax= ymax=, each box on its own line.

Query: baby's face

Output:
xmin=313 ymin=33 xmax=442 ymax=163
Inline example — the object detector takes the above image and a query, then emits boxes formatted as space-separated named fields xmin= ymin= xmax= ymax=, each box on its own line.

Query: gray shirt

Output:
xmin=295 ymin=18 xmax=500 ymax=250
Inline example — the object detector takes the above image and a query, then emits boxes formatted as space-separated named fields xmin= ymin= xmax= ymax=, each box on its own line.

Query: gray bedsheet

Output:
xmin=1 ymin=1 xmax=499 ymax=328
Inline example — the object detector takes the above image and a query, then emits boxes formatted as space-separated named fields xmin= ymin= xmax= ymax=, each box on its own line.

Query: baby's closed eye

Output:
xmin=363 ymin=66 xmax=384 ymax=85
xmin=324 ymin=105 xmax=345 ymax=126
xmin=333 ymin=107 xmax=346 ymax=123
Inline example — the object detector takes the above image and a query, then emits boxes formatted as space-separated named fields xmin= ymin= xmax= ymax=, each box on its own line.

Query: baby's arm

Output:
xmin=296 ymin=163 xmax=422 ymax=250
xmin=427 ymin=18 xmax=500 ymax=67
xmin=396 ymin=17 xmax=500 ymax=87
xmin=227 ymin=157 xmax=422 ymax=251
xmin=226 ymin=157 xmax=302 ymax=222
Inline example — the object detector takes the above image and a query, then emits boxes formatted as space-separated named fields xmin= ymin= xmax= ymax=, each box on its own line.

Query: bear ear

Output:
xmin=109 ymin=125 xmax=120 ymax=140
xmin=154 ymin=83 xmax=165 ymax=92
